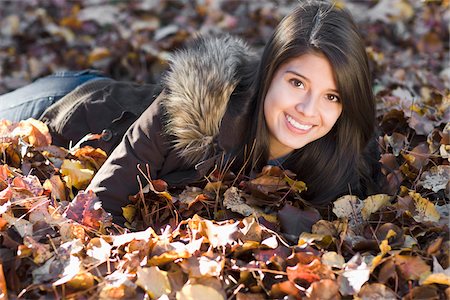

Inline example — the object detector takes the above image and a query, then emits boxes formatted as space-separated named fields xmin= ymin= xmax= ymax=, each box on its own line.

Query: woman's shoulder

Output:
xmin=160 ymin=33 xmax=258 ymax=164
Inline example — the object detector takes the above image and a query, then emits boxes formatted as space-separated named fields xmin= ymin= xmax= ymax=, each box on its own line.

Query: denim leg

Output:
xmin=0 ymin=70 xmax=107 ymax=122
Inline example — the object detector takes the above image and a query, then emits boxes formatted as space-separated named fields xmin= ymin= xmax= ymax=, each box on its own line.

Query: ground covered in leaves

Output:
xmin=0 ymin=0 xmax=449 ymax=299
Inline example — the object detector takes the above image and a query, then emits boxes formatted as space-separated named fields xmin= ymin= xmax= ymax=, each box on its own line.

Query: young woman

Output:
xmin=0 ymin=1 xmax=383 ymax=229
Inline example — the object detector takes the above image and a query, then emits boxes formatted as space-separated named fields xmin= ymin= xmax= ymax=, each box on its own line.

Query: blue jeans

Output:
xmin=0 ymin=70 xmax=106 ymax=122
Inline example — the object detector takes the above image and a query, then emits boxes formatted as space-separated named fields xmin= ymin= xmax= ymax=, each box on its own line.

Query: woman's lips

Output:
xmin=285 ymin=114 xmax=314 ymax=131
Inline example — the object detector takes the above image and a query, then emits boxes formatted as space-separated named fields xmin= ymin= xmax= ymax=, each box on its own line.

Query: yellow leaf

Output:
xmin=159 ymin=191 xmax=172 ymax=201
xmin=176 ymin=284 xmax=225 ymax=300
xmin=66 ymin=272 xmax=95 ymax=291
xmin=371 ymin=254 xmax=384 ymax=271
xmin=136 ymin=266 xmax=171 ymax=298
xmin=147 ymin=250 xmax=191 ymax=266
xmin=60 ymin=159 xmax=94 ymax=190
xmin=421 ymin=273 xmax=450 ymax=286
xmin=257 ymin=212 xmax=278 ymax=224
xmin=379 ymin=240 xmax=391 ymax=255
xmin=88 ymin=47 xmax=111 ymax=64
xmin=122 ymin=205 xmax=136 ymax=223
xmin=298 ymin=233 xmax=333 ymax=249
xmin=361 ymin=194 xmax=391 ymax=220
xmin=386 ymin=229 xmax=397 ymax=240
xmin=409 ymin=191 xmax=440 ymax=223
xmin=283 ymin=176 xmax=307 ymax=193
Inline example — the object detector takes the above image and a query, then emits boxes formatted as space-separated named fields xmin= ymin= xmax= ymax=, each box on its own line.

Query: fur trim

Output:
xmin=162 ymin=34 xmax=256 ymax=164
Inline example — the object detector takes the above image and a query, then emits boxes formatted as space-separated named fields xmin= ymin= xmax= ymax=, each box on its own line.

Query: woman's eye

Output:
xmin=326 ymin=94 xmax=340 ymax=102
xmin=289 ymin=79 xmax=304 ymax=89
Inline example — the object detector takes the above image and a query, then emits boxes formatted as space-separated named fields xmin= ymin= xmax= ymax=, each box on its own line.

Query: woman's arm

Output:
xmin=87 ymin=95 xmax=169 ymax=223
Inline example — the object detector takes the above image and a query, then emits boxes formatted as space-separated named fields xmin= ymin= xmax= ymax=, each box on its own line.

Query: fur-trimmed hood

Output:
xmin=161 ymin=34 xmax=258 ymax=164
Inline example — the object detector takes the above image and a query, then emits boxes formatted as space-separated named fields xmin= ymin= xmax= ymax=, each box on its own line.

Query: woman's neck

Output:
xmin=268 ymin=136 xmax=294 ymax=160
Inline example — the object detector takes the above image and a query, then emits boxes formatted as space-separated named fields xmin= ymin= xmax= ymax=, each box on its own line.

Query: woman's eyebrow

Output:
xmin=286 ymin=70 xmax=310 ymax=83
xmin=286 ymin=70 xmax=339 ymax=94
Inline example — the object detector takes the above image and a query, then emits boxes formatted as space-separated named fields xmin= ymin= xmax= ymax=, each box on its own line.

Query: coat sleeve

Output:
xmin=86 ymin=94 xmax=169 ymax=223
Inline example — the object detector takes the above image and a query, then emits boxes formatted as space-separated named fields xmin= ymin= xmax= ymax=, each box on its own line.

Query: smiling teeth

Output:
xmin=286 ymin=115 xmax=313 ymax=130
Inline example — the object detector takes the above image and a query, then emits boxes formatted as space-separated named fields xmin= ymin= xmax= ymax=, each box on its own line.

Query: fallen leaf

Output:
xmin=357 ymin=283 xmax=397 ymax=300
xmin=224 ymin=187 xmax=257 ymax=217
xmin=43 ymin=174 xmax=67 ymax=201
xmin=361 ymin=194 xmax=391 ymax=220
xmin=338 ymin=254 xmax=370 ymax=296
xmin=420 ymin=256 xmax=450 ymax=286
xmin=394 ymin=254 xmax=431 ymax=281
xmin=60 ymin=159 xmax=94 ymax=190
xmin=306 ymin=279 xmax=340 ymax=300
xmin=321 ymin=251 xmax=345 ymax=269
xmin=98 ymin=271 xmax=137 ymax=300
xmin=409 ymin=191 xmax=440 ymax=223
xmin=136 ymin=266 xmax=172 ymax=298
xmin=176 ymin=283 xmax=225 ymax=300
xmin=418 ymin=165 xmax=450 ymax=192
xmin=86 ymin=237 xmax=112 ymax=263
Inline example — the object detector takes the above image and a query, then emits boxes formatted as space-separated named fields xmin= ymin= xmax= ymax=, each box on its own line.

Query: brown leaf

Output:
xmin=43 ymin=175 xmax=67 ymax=201
xmin=98 ymin=271 xmax=137 ymax=300
xmin=401 ymin=285 xmax=439 ymax=300
xmin=11 ymin=119 xmax=52 ymax=147
xmin=271 ymin=280 xmax=302 ymax=299
xmin=384 ymin=132 xmax=407 ymax=156
xmin=357 ymin=283 xmax=397 ymax=300
xmin=378 ymin=258 xmax=397 ymax=284
xmin=394 ymin=254 xmax=430 ymax=281
xmin=236 ymin=292 xmax=266 ymax=300
xmin=401 ymin=143 xmax=430 ymax=170
xmin=374 ymin=223 xmax=405 ymax=248
xmin=307 ymin=279 xmax=340 ymax=300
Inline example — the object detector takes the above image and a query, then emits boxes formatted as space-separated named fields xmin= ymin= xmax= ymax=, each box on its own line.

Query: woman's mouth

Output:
xmin=286 ymin=114 xmax=313 ymax=131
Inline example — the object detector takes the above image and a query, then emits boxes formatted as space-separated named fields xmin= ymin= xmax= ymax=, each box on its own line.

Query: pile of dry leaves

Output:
xmin=0 ymin=0 xmax=449 ymax=299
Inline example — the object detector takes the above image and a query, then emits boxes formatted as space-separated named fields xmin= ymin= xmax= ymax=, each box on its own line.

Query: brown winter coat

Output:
xmin=83 ymin=35 xmax=258 ymax=222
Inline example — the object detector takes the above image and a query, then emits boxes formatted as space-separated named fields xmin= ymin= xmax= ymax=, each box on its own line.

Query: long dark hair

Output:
xmin=246 ymin=1 xmax=376 ymax=206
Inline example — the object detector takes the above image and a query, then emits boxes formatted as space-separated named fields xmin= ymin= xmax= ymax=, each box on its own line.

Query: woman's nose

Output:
xmin=295 ymin=94 xmax=318 ymax=116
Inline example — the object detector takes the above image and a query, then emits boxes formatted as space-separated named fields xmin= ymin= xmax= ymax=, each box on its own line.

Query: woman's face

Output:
xmin=264 ymin=52 xmax=343 ymax=159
